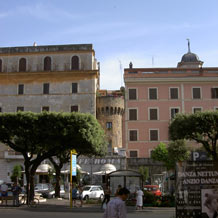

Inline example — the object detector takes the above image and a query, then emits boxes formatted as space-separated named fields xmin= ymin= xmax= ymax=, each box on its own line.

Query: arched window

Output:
xmin=44 ymin=56 xmax=51 ymax=71
xmin=0 ymin=59 xmax=2 ymax=72
xmin=71 ymin=56 xmax=79 ymax=70
xmin=19 ymin=58 xmax=26 ymax=72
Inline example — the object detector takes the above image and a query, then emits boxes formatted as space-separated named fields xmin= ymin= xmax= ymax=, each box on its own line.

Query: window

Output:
xmin=0 ymin=107 xmax=2 ymax=112
xmin=71 ymin=105 xmax=78 ymax=112
xmin=72 ymin=83 xmax=78 ymax=93
xmin=43 ymin=83 xmax=49 ymax=94
xmin=129 ymin=89 xmax=137 ymax=100
xmin=170 ymin=88 xmax=179 ymax=99
xmin=44 ymin=56 xmax=51 ymax=71
xmin=19 ymin=58 xmax=26 ymax=72
xmin=71 ymin=56 xmax=79 ymax=70
xmin=129 ymin=109 xmax=137 ymax=120
xmin=193 ymin=107 xmax=202 ymax=113
xmin=129 ymin=151 xmax=138 ymax=158
xmin=149 ymin=108 xmax=158 ymax=120
xmin=150 ymin=129 xmax=158 ymax=141
xmin=193 ymin=88 xmax=201 ymax=99
xmin=171 ymin=108 xmax=179 ymax=119
xmin=18 ymin=84 xmax=24 ymax=95
xmin=17 ymin=107 xmax=24 ymax=112
xmin=0 ymin=59 xmax=2 ymax=72
xmin=106 ymin=122 xmax=112 ymax=129
xmin=129 ymin=130 xmax=137 ymax=141
xmin=149 ymin=88 xmax=157 ymax=100
xmin=211 ymin=88 xmax=218 ymax=99
xmin=42 ymin=106 xmax=49 ymax=112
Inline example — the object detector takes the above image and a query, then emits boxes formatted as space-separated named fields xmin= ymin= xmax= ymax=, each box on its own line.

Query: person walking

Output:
xmin=0 ymin=182 xmax=8 ymax=206
xmin=103 ymin=187 xmax=130 ymax=218
xmin=135 ymin=187 xmax=144 ymax=210
xmin=78 ymin=185 xmax=83 ymax=207
xmin=115 ymin=185 xmax=122 ymax=196
xmin=11 ymin=182 xmax=22 ymax=207
xmin=72 ymin=184 xmax=78 ymax=207
xmin=101 ymin=185 xmax=111 ymax=209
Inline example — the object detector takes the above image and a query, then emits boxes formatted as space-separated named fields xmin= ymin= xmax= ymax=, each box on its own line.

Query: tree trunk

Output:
xmin=29 ymin=172 xmax=35 ymax=202
xmin=55 ymin=168 xmax=61 ymax=198
xmin=24 ymin=162 xmax=30 ymax=205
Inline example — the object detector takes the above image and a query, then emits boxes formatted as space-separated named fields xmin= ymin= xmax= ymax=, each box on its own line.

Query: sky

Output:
xmin=1 ymin=0 xmax=218 ymax=90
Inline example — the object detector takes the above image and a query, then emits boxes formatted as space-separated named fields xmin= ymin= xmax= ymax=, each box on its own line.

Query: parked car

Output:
xmin=81 ymin=185 xmax=104 ymax=200
xmin=143 ymin=185 xmax=162 ymax=196
xmin=34 ymin=183 xmax=53 ymax=195
xmin=41 ymin=185 xmax=65 ymax=199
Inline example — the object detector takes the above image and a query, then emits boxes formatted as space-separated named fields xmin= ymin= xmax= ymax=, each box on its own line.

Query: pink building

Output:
xmin=124 ymin=47 xmax=218 ymax=158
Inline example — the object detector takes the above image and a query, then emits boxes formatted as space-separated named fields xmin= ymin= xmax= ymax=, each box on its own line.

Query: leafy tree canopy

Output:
xmin=169 ymin=111 xmax=218 ymax=160
xmin=151 ymin=140 xmax=190 ymax=170
xmin=0 ymin=111 xmax=107 ymax=157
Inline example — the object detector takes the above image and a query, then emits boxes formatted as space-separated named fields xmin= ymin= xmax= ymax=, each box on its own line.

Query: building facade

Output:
xmin=124 ymin=47 xmax=218 ymax=159
xmin=0 ymin=43 xmax=99 ymax=182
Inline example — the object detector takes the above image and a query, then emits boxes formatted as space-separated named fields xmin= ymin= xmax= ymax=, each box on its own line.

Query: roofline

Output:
xmin=124 ymin=67 xmax=218 ymax=71
xmin=0 ymin=44 xmax=94 ymax=54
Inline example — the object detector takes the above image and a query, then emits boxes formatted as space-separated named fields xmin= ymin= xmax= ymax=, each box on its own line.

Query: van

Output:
xmin=143 ymin=185 xmax=161 ymax=196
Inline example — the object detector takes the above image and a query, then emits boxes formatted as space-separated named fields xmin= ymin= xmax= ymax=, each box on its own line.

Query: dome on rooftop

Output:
xmin=181 ymin=52 xmax=200 ymax=62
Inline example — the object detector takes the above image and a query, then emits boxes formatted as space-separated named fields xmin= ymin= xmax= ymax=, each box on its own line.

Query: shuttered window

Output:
xmin=129 ymin=130 xmax=137 ymax=141
xmin=149 ymin=108 xmax=158 ymax=120
xmin=150 ymin=130 xmax=158 ymax=141
xmin=71 ymin=105 xmax=78 ymax=112
xmin=129 ymin=89 xmax=136 ymax=100
xmin=19 ymin=58 xmax=26 ymax=72
xmin=211 ymin=88 xmax=218 ymax=99
xmin=170 ymin=88 xmax=178 ymax=99
xmin=129 ymin=151 xmax=138 ymax=158
xmin=149 ymin=88 xmax=157 ymax=100
xmin=129 ymin=109 xmax=137 ymax=120
xmin=193 ymin=88 xmax=201 ymax=99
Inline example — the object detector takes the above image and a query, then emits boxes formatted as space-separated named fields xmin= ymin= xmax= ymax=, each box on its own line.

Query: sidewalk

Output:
xmin=0 ymin=198 xmax=175 ymax=213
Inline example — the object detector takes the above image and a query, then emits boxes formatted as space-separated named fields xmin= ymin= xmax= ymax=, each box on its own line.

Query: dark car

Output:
xmin=41 ymin=185 xmax=65 ymax=199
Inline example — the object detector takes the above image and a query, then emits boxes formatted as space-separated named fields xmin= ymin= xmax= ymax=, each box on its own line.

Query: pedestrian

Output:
xmin=103 ymin=187 xmax=130 ymax=218
xmin=115 ymin=184 xmax=122 ymax=196
xmin=11 ymin=182 xmax=22 ymax=207
xmin=0 ymin=182 xmax=8 ymax=206
xmin=101 ymin=185 xmax=111 ymax=209
xmin=204 ymin=193 xmax=218 ymax=218
xmin=78 ymin=185 xmax=83 ymax=207
xmin=135 ymin=187 xmax=144 ymax=210
xmin=72 ymin=184 xmax=78 ymax=207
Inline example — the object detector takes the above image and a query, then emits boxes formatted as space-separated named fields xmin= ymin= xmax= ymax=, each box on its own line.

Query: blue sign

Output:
xmin=71 ymin=154 xmax=77 ymax=176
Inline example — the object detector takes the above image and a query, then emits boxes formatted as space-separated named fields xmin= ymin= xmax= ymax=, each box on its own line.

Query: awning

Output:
xmin=93 ymin=164 xmax=116 ymax=175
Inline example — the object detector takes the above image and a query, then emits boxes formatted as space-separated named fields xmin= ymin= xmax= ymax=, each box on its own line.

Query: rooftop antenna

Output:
xmin=187 ymin=38 xmax=191 ymax=53
xmin=152 ymin=56 xmax=154 ymax=67
xmin=118 ymin=60 xmax=123 ymax=87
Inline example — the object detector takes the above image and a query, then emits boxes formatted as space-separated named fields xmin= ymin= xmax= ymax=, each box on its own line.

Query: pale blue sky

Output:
xmin=1 ymin=0 xmax=218 ymax=89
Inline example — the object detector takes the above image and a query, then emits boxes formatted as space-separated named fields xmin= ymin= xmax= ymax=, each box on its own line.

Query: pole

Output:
xmin=70 ymin=150 xmax=72 ymax=208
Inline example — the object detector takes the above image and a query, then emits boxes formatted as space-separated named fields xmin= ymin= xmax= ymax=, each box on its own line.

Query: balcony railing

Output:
xmin=4 ymin=151 xmax=24 ymax=159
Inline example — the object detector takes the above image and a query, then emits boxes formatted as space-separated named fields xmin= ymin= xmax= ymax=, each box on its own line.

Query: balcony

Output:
xmin=4 ymin=151 xmax=24 ymax=159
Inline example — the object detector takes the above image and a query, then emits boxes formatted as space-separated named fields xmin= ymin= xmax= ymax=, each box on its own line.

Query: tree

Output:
xmin=0 ymin=111 xmax=107 ymax=202
xmin=10 ymin=165 xmax=22 ymax=183
xmin=169 ymin=111 xmax=218 ymax=160
xmin=139 ymin=166 xmax=149 ymax=185
xmin=151 ymin=140 xmax=190 ymax=170
xmin=151 ymin=140 xmax=190 ymax=195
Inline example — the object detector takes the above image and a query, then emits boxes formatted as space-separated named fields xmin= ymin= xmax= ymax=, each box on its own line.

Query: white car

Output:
xmin=81 ymin=185 xmax=104 ymax=200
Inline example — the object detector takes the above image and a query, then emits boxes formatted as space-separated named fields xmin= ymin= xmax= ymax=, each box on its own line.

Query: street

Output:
xmin=0 ymin=208 xmax=175 ymax=218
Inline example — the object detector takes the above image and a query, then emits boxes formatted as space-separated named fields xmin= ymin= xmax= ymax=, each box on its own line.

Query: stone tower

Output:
xmin=96 ymin=90 xmax=124 ymax=155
